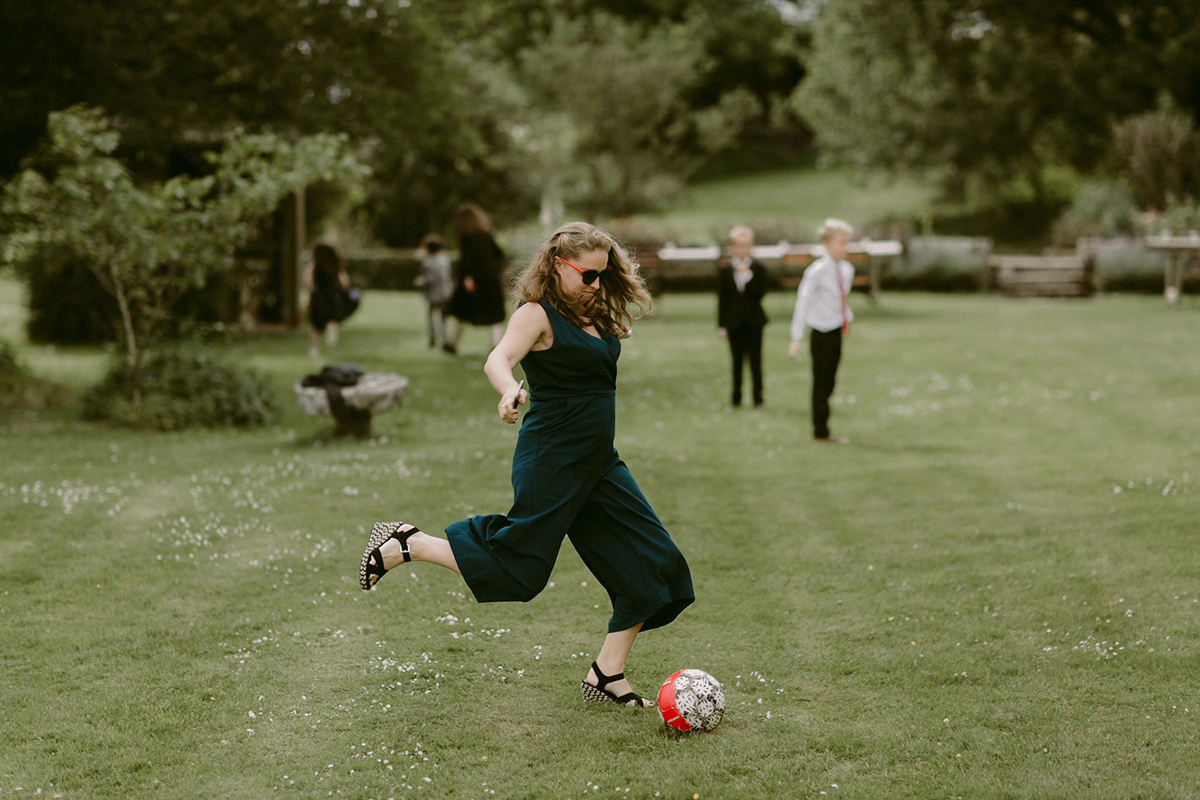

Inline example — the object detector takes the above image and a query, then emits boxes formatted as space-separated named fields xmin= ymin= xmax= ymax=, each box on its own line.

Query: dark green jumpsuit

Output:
xmin=446 ymin=300 xmax=694 ymax=633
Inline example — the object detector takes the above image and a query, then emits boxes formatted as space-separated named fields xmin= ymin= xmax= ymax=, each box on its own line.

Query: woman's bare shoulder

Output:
xmin=513 ymin=299 xmax=548 ymax=323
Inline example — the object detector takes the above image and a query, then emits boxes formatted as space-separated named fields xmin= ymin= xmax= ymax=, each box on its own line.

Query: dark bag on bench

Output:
xmin=301 ymin=364 xmax=365 ymax=428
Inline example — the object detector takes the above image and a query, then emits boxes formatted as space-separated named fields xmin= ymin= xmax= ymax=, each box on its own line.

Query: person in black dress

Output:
xmin=446 ymin=202 xmax=506 ymax=353
xmin=717 ymin=225 xmax=768 ymax=408
xmin=359 ymin=222 xmax=694 ymax=710
xmin=306 ymin=243 xmax=358 ymax=359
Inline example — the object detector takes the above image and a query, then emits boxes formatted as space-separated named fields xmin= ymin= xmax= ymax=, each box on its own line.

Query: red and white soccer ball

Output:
xmin=657 ymin=669 xmax=725 ymax=731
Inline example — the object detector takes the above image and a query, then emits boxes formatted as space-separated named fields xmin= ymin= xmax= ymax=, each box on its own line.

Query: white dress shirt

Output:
xmin=790 ymin=254 xmax=854 ymax=340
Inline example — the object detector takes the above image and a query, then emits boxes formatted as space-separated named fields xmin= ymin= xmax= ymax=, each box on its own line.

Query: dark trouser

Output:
xmin=728 ymin=324 xmax=764 ymax=406
xmin=809 ymin=327 xmax=842 ymax=438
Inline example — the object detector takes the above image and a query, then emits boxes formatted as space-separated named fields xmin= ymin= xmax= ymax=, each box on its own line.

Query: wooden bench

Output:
xmin=653 ymin=240 xmax=903 ymax=306
xmin=988 ymin=255 xmax=1092 ymax=297
xmin=295 ymin=372 xmax=408 ymax=438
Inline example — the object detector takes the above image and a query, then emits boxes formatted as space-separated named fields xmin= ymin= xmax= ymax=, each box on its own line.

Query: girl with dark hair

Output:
xmin=445 ymin=203 xmax=507 ymax=353
xmin=360 ymin=221 xmax=694 ymax=709
xmin=306 ymin=242 xmax=359 ymax=359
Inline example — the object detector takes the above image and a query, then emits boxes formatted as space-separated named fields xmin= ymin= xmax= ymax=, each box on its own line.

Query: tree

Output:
xmin=0 ymin=0 xmax=448 ymax=171
xmin=1 ymin=1 xmax=517 ymax=242
xmin=2 ymin=1 xmax=814 ymax=236
xmin=793 ymin=0 xmax=1200 ymax=197
xmin=522 ymin=12 xmax=761 ymax=216
xmin=2 ymin=106 xmax=366 ymax=375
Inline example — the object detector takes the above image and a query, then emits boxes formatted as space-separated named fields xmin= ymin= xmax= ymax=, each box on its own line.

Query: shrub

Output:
xmin=83 ymin=351 xmax=280 ymax=431
xmin=1139 ymin=199 xmax=1200 ymax=236
xmin=0 ymin=340 xmax=73 ymax=415
xmin=1051 ymin=182 xmax=1139 ymax=247
xmin=1113 ymin=105 xmax=1199 ymax=210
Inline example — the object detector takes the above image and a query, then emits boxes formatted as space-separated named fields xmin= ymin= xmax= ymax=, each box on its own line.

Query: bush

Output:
xmin=1052 ymin=182 xmax=1139 ymax=247
xmin=83 ymin=351 xmax=280 ymax=431
xmin=0 ymin=340 xmax=74 ymax=416
xmin=927 ymin=197 xmax=1069 ymax=249
xmin=341 ymin=249 xmax=424 ymax=291
xmin=1113 ymin=105 xmax=1200 ymax=210
xmin=1139 ymin=199 xmax=1200 ymax=236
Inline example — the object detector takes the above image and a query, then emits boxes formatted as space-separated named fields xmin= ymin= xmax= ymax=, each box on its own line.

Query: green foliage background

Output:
xmin=5 ymin=1 xmax=1199 ymax=243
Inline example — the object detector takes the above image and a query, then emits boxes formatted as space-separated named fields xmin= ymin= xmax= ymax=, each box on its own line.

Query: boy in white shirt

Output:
xmin=789 ymin=219 xmax=855 ymax=442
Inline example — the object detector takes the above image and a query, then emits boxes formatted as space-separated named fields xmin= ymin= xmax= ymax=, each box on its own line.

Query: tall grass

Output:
xmin=2 ymin=284 xmax=1199 ymax=799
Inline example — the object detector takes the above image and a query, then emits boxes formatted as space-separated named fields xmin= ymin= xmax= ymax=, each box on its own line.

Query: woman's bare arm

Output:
xmin=485 ymin=302 xmax=551 ymax=423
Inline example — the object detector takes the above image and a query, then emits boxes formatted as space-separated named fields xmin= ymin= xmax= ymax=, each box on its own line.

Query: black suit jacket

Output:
xmin=717 ymin=259 xmax=768 ymax=330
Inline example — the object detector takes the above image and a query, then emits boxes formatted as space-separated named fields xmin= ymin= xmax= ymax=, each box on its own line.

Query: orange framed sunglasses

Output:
xmin=556 ymin=255 xmax=614 ymax=286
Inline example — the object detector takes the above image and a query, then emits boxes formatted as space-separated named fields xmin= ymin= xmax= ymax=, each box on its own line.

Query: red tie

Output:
xmin=836 ymin=264 xmax=849 ymax=336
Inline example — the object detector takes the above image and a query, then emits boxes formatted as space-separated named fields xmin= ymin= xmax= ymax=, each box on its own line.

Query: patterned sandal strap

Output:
xmin=391 ymin=523 xmax=416 ymax=563
xmin=590 ymin=660 xmax=625 ymax=692
xmin=611 ymin=691 xmax=648 ymax=707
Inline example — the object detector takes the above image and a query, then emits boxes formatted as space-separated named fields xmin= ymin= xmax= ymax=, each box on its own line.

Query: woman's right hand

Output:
xmin=464 ymin=276 xmax=476 ymax=292
xmin=484 ymin=302 xmax=549 ymax=423
xmin=497 ymin=384 xmax=527 ymax=424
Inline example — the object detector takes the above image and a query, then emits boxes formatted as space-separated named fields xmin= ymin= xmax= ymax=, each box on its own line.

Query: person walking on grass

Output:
xmin=789 ymin=218 xmax=855 ymax=443
xmin=445 ymin=202 xmax=506 ymax=354
xmin=360 ymin=221 xmax=694 ymax=709
xmin=306 ymin=242 xmax=359 ymax=360
xmin=414 ymin=234 xmax=453 ymax=349
xmin=717 ymin=225 xmax=769 ymax=410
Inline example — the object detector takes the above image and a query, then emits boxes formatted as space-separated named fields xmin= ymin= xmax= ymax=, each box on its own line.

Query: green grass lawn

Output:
xmin=2 ymin=283 xmax=1199 ymax=799
xmin=626 ymin=167 xmax=940 ymax=243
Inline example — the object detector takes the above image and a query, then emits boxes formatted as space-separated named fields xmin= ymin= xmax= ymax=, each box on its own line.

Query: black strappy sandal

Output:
xmin=359 ymin=521 xmax=419 ymax=590
xmin=580 ymin=661 xmax=653 ymax=708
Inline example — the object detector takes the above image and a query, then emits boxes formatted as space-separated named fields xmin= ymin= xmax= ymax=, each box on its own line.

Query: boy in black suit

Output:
xmin=717 ymin=225 xmax=769 ymax=409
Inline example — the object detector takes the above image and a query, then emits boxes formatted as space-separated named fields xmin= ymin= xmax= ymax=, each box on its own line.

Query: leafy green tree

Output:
xmin=0 ymin=0 xmax=447 ymax=171
xmin=794 ymin=0 xmax=1200 ymax=198
xmin=2 ymin=106 xmax=366 ymax=375
xmin=522 ymin=12 xmax=761 ymax=216
xmin=1 ymin=0 xmax=518 ymax=243
xmin=3 ymin=1 xmax=815 ymax=236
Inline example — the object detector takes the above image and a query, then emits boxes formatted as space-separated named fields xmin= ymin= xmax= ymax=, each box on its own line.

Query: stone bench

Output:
xmin=295 ymin=372 xmax=408 ymax=438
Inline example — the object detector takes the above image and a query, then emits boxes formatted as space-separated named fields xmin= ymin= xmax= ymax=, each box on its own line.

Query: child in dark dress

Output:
xmin=360 ymin=221 xmax=694 ymax=710
xmin=306 ymin=243 xmax=358 ymax=360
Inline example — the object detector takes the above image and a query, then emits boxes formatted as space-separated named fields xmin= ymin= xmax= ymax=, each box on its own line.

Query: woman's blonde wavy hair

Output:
xmin=512 ymin=222 xmax=651 ymax=338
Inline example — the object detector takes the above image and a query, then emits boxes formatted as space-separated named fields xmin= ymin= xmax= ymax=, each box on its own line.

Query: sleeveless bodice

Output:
xmin=520 ymin=300 xmax=619 ymax=401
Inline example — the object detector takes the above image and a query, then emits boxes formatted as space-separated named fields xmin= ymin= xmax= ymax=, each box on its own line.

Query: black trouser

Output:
xmin=727 ymin=324 xmax=764 ymax=406
xmin=809 ymin=327 xmax=842 ymax=438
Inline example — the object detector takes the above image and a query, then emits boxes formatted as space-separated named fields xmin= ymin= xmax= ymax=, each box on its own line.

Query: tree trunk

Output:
xmin=109 ymin=261 xmax=139 ymax=377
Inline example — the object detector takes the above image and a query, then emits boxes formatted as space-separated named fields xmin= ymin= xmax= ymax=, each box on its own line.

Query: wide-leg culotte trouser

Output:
xmin=446 ymin=396 xmax=694 ymax=633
